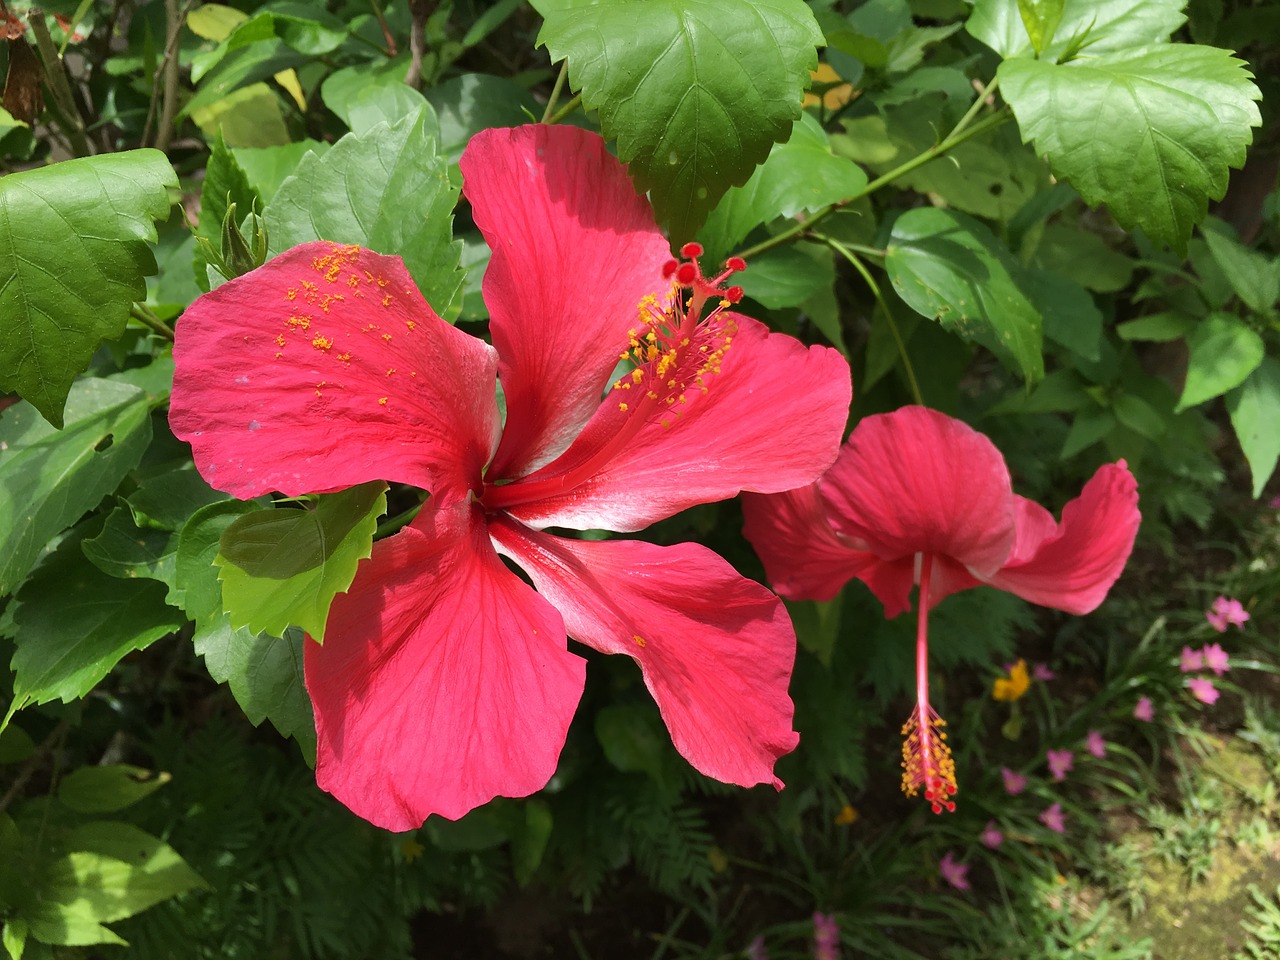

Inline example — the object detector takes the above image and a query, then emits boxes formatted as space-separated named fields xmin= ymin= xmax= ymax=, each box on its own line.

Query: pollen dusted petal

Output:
xmin=462 ymin=125 xmax=673 ymax=480
xmin=820 ymin=406 xmax=1017 ymax=579
xmin=171 ymin=242 xmax=499 ymax=499
xmin=306 ymin=501 xmax=586 ymax=830
xmin=503 ymin=317 xmax=852 ymax=532
xmin=490 ymin=516 xmax=799 ymax=790
xmin=985 ymin=461 xmax=1140 ymax=614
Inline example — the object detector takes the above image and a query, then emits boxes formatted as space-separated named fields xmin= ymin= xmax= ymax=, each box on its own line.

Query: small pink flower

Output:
xmin=1188 ymin=677 xmax=1220 ymax=705
xmin=1039 ymin=802 xmax=1066 ymax=833
xmin=1046 ymin=749 xmax=1074 ymax=782
xmin=1085 ymin=730 xmax=1107 ymax=759
xmin=939 ymin=851 xmax=971 ymax=891
xmin=1133 ymin=696 xmax=1154 ymax=722
xmin=746 ymin=934 xmax=769 ymax=960
xmin=1180 ymin=646 xmax=1204 ymax=672
xmin=1032 ymin=662 xmax=1056 ymax=682
xmin=1201 ymin=642 xmax=1230 ymax=676
xmin=1206 ymin=596 xmax=1250 ymax=633
xmin=980 ymin=820 xmax=1004 ymax=849
xmin=1269 ymin=495 xmax=1280 ymax=509
xmin=1001 ymin=767 xmax=1027 ymax=795
xmin=812 ymin=912 xmax=839 ymax=960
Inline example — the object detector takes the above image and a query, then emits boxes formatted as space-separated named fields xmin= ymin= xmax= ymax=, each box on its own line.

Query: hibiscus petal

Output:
xmin=985 ymin=461 xmax=1139 ymax=614
xmin=490 ymin=515 xmax=799 ymax=789
xmin=306 ymin=501 xmax=586 ymax=830
xmin=462 ymin=125 xmax=672 ymax=480
xmin=171 ymin=242 xmax=499 ymax=499
xmin=501 ymin=317 xmax=851 ymax=532
xmin=740 ymin=486 xmax=882 ymax=604
xmin=819 ymin=406 xmax=1017 ymax=578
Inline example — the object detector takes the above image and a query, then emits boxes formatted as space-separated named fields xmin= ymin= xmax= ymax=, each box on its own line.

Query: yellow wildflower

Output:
xmin=992 ymin=659 xmax=1030 ymax=702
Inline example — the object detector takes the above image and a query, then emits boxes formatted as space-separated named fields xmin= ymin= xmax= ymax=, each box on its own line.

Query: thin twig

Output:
xmin=369 ymin=0 xmax=397 ymax=57
xmin=541 ymin=61 xmax=567 ymax=123
xmin=545 ymin=92 xmax=581 ymax=126
xmin=404 ymin=0 xmax=435 ymax=89
xmin=28 ymin=14 xmax=93 ymax=155
xmin=130 ymin=304 xmax=176 ymax=341
xmin=153 ymin=0 xmax=181 ymax=151
xmin=819 ymin=233 xmax=924 ymax=405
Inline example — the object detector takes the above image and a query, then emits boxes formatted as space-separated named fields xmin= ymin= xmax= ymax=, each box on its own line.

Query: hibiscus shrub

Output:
xmin=0 ymin=0 xmax=1275 ymax=956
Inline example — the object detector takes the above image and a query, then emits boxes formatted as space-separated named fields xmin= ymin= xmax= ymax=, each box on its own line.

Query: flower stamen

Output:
xmin=900 ymin=553 xmax=957 ymax=813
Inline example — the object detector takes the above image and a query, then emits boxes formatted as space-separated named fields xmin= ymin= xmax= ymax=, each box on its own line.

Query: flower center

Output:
xmin=900 ymin=553 xmax=957 ymax=813
xmin=609 ymin=244 xmax=745 ymax=427
xmin=482 ymin=246 xmax=746 ymax=512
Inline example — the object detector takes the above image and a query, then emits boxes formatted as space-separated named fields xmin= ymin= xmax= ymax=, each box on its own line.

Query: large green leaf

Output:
xmin=534 ymin=0 xmax=822 ymax=242
xmin=1227 ymin=357 xmax=1280 ymax=498
xmin=998 ymin=46 xmax=1261 ymax=254
xmin=0 ymin=379 xmax=152 ymax=597
xmin=25 ymin=822 xmax=202 ymax=947
xmin=266 ymin=110 xmax=463 ymax=314
xmin=215 ymin=482 xmax=386 ymax=642
xmin=1176 ymin=311 xmax=1264 ymax=411
xmin=176 ymin=500 xmax=315 ymax=754
xmin=884 ymin=208 xmax=1044 ymax=382
xmin=968 ymin=0 xmax=1186 ymax=60
xmin=0 ymin=152 xmax=176 ymax=426
xmin=81 ymin=506 xmax=177 ymax=585
xmin=193 ymin=619 xmax=315 ymax=757
xmin=698 ymin=113 xmax=867 ymax=260
xmin=57 ymin=765 xmax=170 ymax=814
xmin=1200 ymin=219 xmax=1280 ymax=314
xmin=10 ymin=531 xmax=184 ymax=709
xmin=426 ymin=73 xmax=542 ymax=163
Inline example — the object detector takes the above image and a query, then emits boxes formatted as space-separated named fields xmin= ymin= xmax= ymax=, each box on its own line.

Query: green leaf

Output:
xmin=193 ymin=618 xmax=315 ymax=757
xmin=266 ymin=110 xmax=463 ymax=314
xmin=0 ymin=725 xmax=35 ymax=764
xmin=58 ymin=765 xmax=171 ymax=814
xmin=81 ymin=506 xmax=176 ymax=585
xmin=124 ymin=464 xmax=226 ymax=531
xmin=194 ymin=133 xmax=258 ymax=292
xmin=173 ymin=500 xmax=260 ymax=623
xmin=1061 ymin=406 xmax=1116 ymax=458
xmin=215 ymin=482 xmax=386 ymax=642
xmin=998 ymin=46 xmax=1262 ymax=254
xmin=595 ymin=703 xmax=668 ymax=784
xmin=1017 ymin=0 xmax=1064 ymax=54
xmin=698 ymin=113 xmax=867 ymax=260
xmin=1176 ymin=311 xmax=1264 ymax=411
xmin=10 ymin=531 xmax=184 ymax=709
xmin=1020 ymin=268 xmax=1102 ymax=361
xmin=26 ymin=822 xmax=202 ymax=946
xmin=511 ymin=799 xmax=553 ymax=887
xmin=189 ymin=82 xmax=292 ymax=149
xmin=737 ymin=243 xmax=834 ymax=310
xmin=968 ymin=0 xmax=1186 ymax=60
xmin=0 ymin=379 xmax=152 ymax=597
xmin=786 ymin=595 xmax=843 ymax=667
xmin=885 ymin=208 xmax=1044 ymax=383
xmin=425 ymin=73 xmax=542 ymax=163
xmin=1112 ymin=393 xmax=1167 ymax=440
xmin=232 ymin=140 xmax=328 ymax=202
xmin=2 ymin=919 xmax=25 ymax=960
xmin=1116 ymin=311 xmax=1194 ymax=342
xmin=1199 ymin=218 xmax=1280 ymax=314
xmin=1226 ymin=356 xmax=1280 ymax=498
xmin=320 ymin=62 xmax=436 ymax=137
xmin=1029 ymin=222 xmax=1134 ymax=294
xmin=534 ymin=0 xmax=822 ymax=242
xmin=0 ymin=152 xmax=176 ymax=426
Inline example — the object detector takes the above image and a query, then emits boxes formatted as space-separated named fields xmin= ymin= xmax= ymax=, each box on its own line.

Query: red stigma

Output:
xmin=662 ymin=260 xmax=679 ymax=279
xmin=726 ymin=256 xmax=747 ymax=272
xmin=675 ymin=263 xmax=698 ymax=285
xmin=726 ymin=286 xmax=744 ymax=303
xmin=680 ymin=242 xmax=703 ymax=258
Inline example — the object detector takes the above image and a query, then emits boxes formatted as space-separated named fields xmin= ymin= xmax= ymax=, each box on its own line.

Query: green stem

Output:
xmin=545 ymin=92 xmax=581 ymax=126
xmin=734 ymin=107 xmax=1010 ymax=263
xmin=376 ymin=499 xmax=424 ymax=538
xmin=130 ymin=304 xmax=176 ymax=341
xmin=819 ymin=233 xmax=923 ymax=405
xmin=153 ymin=0 xmax=181 ymax=151
xmin=541 ymin=61 xmax=568 ymax=123
xmin=369 ymin=0 xmax=398 ymax=57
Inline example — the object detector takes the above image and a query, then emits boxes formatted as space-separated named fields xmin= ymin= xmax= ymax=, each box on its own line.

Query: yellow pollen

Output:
xmin=347 ymin=275 xmax=360 ymax=288
xmin=286 ymin=288 xmax=297 ymax=301
xmin=386 ymin=368 xmax=395 ymax=376
xmin=382 ymin=334 xmax=392 ymax=342
xmin=378 ymin=397 xmax=388 ymax=405
xmin=900 ymin=709 xmax=957 ymax=814
xmin=618 ymin=402 xmax=628 ymax=412
xmin=405 ymin=320 xmax=416 ymax=331
xmin=336 ymin=352 xmax=351 ymax=363
xmin=630 ymin=369 xmax=644 ymax=384
xmin=312 ymin=336 xmax=333 ymax=351
xmin=633 ymin=635 xmax=646 ymax=648
xmin=382 ymin=294 xmax=392 ymax=307
xmin=288 ymin=315 xmax=311 ymax=330
xmin=275 ymin=334 xmax=285 ymax=347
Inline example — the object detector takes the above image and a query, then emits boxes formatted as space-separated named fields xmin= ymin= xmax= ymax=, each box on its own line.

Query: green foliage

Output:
xmin=265 ymin=108 xmax=464 ymax=314
xmin=0 ymin=152 xmax=176 ymax=426
xmin=534 ymin=0 xmax=823 ymax=241
xmin=215 ymin=482 xmax=386 ymax=642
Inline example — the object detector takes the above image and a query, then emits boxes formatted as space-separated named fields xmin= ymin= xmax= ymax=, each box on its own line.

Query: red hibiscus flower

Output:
xmin=742 ymin=406 xmax=1139 ymax=813
xmin=169 ymin=124 xmax=852 ymax=830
